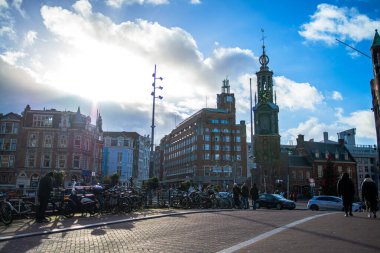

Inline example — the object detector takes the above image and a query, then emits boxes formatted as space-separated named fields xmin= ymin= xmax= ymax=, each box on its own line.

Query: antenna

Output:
xmin=335 ymin=38 xmax=371 ymax=59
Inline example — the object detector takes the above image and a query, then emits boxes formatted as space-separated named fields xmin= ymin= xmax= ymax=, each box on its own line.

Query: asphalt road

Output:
xmin=0 ymin=209 xmax=379 ymax=253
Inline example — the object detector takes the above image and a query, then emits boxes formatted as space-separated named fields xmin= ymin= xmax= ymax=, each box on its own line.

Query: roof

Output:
xmin=302 ymin=141 xmax=356 ymax=163
xmin=0 ymin=112 xmax=22 ymax=121
xmin=371 ymin=29 xmax=380 ymax=48
xmin=288 ymin=155 xmax=312 ymax=168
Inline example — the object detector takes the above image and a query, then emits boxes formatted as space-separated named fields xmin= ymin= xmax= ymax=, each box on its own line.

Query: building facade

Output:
xmin=102 ymin=132 xmax=134 ymax=184
xmin=16 ymin=105 xmax=103 ymax=187
xmin=160 ymin=79 xmax=247 ymax=188
xmin=0 ymin=113 xmax=22 ymax=188
xmin=370 ymin=29 xmax=380 ymax=188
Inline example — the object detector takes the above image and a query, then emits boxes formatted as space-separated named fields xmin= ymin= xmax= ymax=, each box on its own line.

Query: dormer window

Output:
xmin=315 ymin=150 xmax=319 ymax=158
xmin=345 ymin=152 xmax=349 ymax=160
xmin=335 ymin=151 xmax=339 ymax=160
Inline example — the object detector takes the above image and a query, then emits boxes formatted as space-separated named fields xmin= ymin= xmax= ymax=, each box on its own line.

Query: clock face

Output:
xmin=260 ymin=91 xmax=271 ymax=102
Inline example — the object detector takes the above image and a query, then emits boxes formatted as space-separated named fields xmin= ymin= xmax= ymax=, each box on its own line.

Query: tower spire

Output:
xmin=259 ymin=29 xmax=269 ymax=70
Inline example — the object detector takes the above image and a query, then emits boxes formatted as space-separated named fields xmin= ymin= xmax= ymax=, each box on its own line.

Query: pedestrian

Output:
xmin=35 ymin=172 xmax=54 ymax=223
xmin=361 ymin=174 xmax=378 ymax=218
xmin=337 ymin=172 xmax=355 ymax=217
xmin=232 ymin=183 xmax=241 ymax=209
xmin=241 ymin=183 xmax=249 ymax=209
xmin=250 ymin=184 xmax=259 ymax=210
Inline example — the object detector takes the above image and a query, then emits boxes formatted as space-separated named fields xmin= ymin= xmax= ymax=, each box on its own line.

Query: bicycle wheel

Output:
xmin=1 ymin=201 xmax=13 ymax=225
xmin=63 ymin=203 xmax=75 ymax=218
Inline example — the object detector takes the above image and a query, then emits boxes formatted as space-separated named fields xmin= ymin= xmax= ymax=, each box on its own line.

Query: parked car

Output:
xmin=255 ymin=193 xmax=296 ymax=210
xmin=307 ymin=195 xmax=361 ymax=212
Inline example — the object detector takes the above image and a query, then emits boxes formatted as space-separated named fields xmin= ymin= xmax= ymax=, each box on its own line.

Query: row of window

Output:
xmin=203 ymin=153 xmax=241 ymax=161
xmin=0 ymin=138 xmax=17 ymax=151
xmin=315 ymin=151 xmax=349 ymax=160
xmin=104 ymin=137 xmax=132 ymax=147
xmin=167 ymin=135 xmax=196 ymax=152
xmin=33 ymin=115 xmax=53 ymax=128
xmin=25 ymin=152 xmax=92 ymax=169
xmin=204 ymin=144 xmax=241 ymax=151
xmin=317 ymin=165 xmax=352 ymax=178
xmin=209 ymin=119 xmax=229 ymax=124
xmin=203 ymin=135 xmax=241 ymax=142
xmin=27 ymin=133 xmax=92 ymax=150
xmin=0 ymin=122 xmax=19 ymax=134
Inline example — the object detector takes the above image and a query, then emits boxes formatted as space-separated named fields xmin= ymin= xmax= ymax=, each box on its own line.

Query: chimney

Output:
xmin=297 ymin=134 xmax=304 ymax=145
xmin=323 ymin=132 xmax=328 ymax=143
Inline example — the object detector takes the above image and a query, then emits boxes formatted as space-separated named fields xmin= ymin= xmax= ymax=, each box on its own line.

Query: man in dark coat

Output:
xmin=337 ymin=172 xmax=355 ymax=217
xmin=232 ymin=183 xmax=241 ymax=209
xmin=241 ymin=183 xmax=249 ymax=209
xmin=35 ymin=172 xmax=54 ymax=223
xmin=250 ymin=184 xmax=259 ymax=210
xmin=361 ymin=174 xmax=378 ymax=218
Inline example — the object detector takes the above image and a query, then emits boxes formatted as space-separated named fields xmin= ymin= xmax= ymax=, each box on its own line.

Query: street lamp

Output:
xmin=150 ymin=64 xmax=163 ymax=178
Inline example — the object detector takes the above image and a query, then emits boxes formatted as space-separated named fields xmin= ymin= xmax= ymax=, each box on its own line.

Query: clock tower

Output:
xmin=253 ymin=33 xmax=281 ymax=193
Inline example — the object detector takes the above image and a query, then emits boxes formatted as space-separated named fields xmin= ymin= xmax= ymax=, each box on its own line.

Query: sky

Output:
xmin=0 ymin=0 xmax=379 ymax=146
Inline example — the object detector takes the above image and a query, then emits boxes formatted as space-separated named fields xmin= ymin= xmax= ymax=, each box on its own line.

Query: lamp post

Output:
xmin=150 ymin=64 xmax=163 ymax=178
xmin=250 ymin=78 xmax=254 ymax=186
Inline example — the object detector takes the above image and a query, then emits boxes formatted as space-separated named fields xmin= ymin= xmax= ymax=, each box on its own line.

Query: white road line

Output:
xmin=216 ymin=212 xmax=335 ymax=253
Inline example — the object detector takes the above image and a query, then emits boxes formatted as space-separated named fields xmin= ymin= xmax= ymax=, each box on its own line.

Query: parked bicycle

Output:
xmin=0 ymin=192 xmax=13 ymax=225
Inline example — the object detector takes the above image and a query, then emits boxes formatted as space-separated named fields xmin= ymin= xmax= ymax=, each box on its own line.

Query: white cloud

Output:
xmin=337 ymin=109 xmax=375 ymax=139
xmin=299 ymin=4 xmax=380 ymax=45
xmin=0 ymin=0 xmax=9 ymax=8
xmin=0 ymin=50 xmax=26 ymax=65
xmin=23 ymin=30 xmax=37 ymax=47
xmin=106 ymin=0 xmax=169 ymax=8
xmin=274 ymin=76 xmax=324 ymax=111
xmin=281 ymin=109 xmax=376 ymax=145
xmin=190 ymin=0 xmax=201 ymax=4
xmin=331 ymin=90 xmax=343 ymax=101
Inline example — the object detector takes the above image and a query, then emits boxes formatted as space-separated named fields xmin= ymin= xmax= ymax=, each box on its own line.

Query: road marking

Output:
xmin=216 ymin=212 xmax=335 ymax=253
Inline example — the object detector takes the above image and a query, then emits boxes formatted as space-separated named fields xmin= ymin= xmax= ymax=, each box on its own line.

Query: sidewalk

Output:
xmin=1 ymin=202 xmax=309 ymax=241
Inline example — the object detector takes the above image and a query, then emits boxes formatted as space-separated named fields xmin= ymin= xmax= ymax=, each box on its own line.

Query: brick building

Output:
xmin=15 ymin=105 xmax=103 ymax=187
xmin=160 ymin=79 xmax=247 ymax=188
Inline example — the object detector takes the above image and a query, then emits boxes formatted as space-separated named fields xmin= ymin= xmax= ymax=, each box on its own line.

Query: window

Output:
xmin=57 ymin=154 xmax=66 ymax=168
xmin=223 ymin=136 xmax=230 ymax=142
xmin=212 ymin=128 xmax=220 ymax=133
xmin=204 ymin=135 xmax=210 ymax=141
xmin=337 ymin=166 xmax=342 ymax=174
xmin=124 ymin=139 xmax=130 ymax=147
xmin=26 ymin=152 xmax=36 ymax=167
xmin=42 ymin=153 xmax=51 ymax=168
xmin=117 ymin=152 xmax=123 ymax=163
xmin=204 ymin=153 xmax=210 ymax=160
xmin=214 ymin=136 xmax=220 ymax=142
xmin=317 ymin=165 xmax=323 ymax=178
xmin=0 ymin=138 xmax=16 ymax=151
xmin=74 ymin=135 xmax=81 ymax=148
xmin=220 ymin=120 xmax=228 ymax=124
xmin=214 ymin=144 xmax=220 ymax=151
xmin=44 ymin=134 xmax=53 ymax=148
xmin=306 ymin=171 xmax=310 ymax=179
xmin=235 ymin=136 xmax=241 ymax=142
xmin=204 ymin=144 xmax=210 ymax=151
xmin=33 ymin=114 xmax=53 ymax=127
xmin=214 ymin=154 xmax=220 ymax=160
xmin=223 ymin=145 xmax=230 ymax=151
xmin=315 ymin=151 xmax=319 ymax=158
xmin=73 ymin=155 xmax=80 ymax=169
xmin=105 ymin=137 xmax=111 ymax=147
xmin=0 ymin=155 xmax=14 ymax=168
xmin=0 ymin=122 xmax=18 ymax=134
xmin=235 ymin=145 xmax=241 ymax=151
xmin=28 ymin=133 xmax=38 ymax=147
xmin=223 ymin=154 xmax=230 ymax=160
xmin=58 ymin=135 xmax=67 ymax=148
xmin=236 ymin=154 xmax=241 ymax=160
xmin=117 ymin=138 xmax=123 ymax=147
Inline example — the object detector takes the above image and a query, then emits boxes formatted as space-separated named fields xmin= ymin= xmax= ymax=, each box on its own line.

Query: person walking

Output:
xmin=232 ymin=183 xmax=241 ymax=209
xmin=35 ymin=172 xmax=54 ymax=223
xmin=241 ymin=183 xmax=249 ymax=209
xmin=337 ymin=172 xmax=355 ymax=217
xmin=361 ymin=174 xmax=378 ymax=218
xmin=250 ymin=184 xmax=259 ymax=210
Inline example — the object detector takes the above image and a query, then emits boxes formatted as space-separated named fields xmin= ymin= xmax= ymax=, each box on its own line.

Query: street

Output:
xmin=0 ymin=208 xmax=379 ymax=253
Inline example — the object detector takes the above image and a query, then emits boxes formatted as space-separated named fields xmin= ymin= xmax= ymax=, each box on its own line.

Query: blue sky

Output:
xmin=0 ymin=0 xmax=379 ymax=146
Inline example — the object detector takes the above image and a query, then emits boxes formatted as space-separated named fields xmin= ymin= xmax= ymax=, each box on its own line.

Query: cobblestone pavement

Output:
xmin=0 ymin=209 xmax=321 ymax=253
